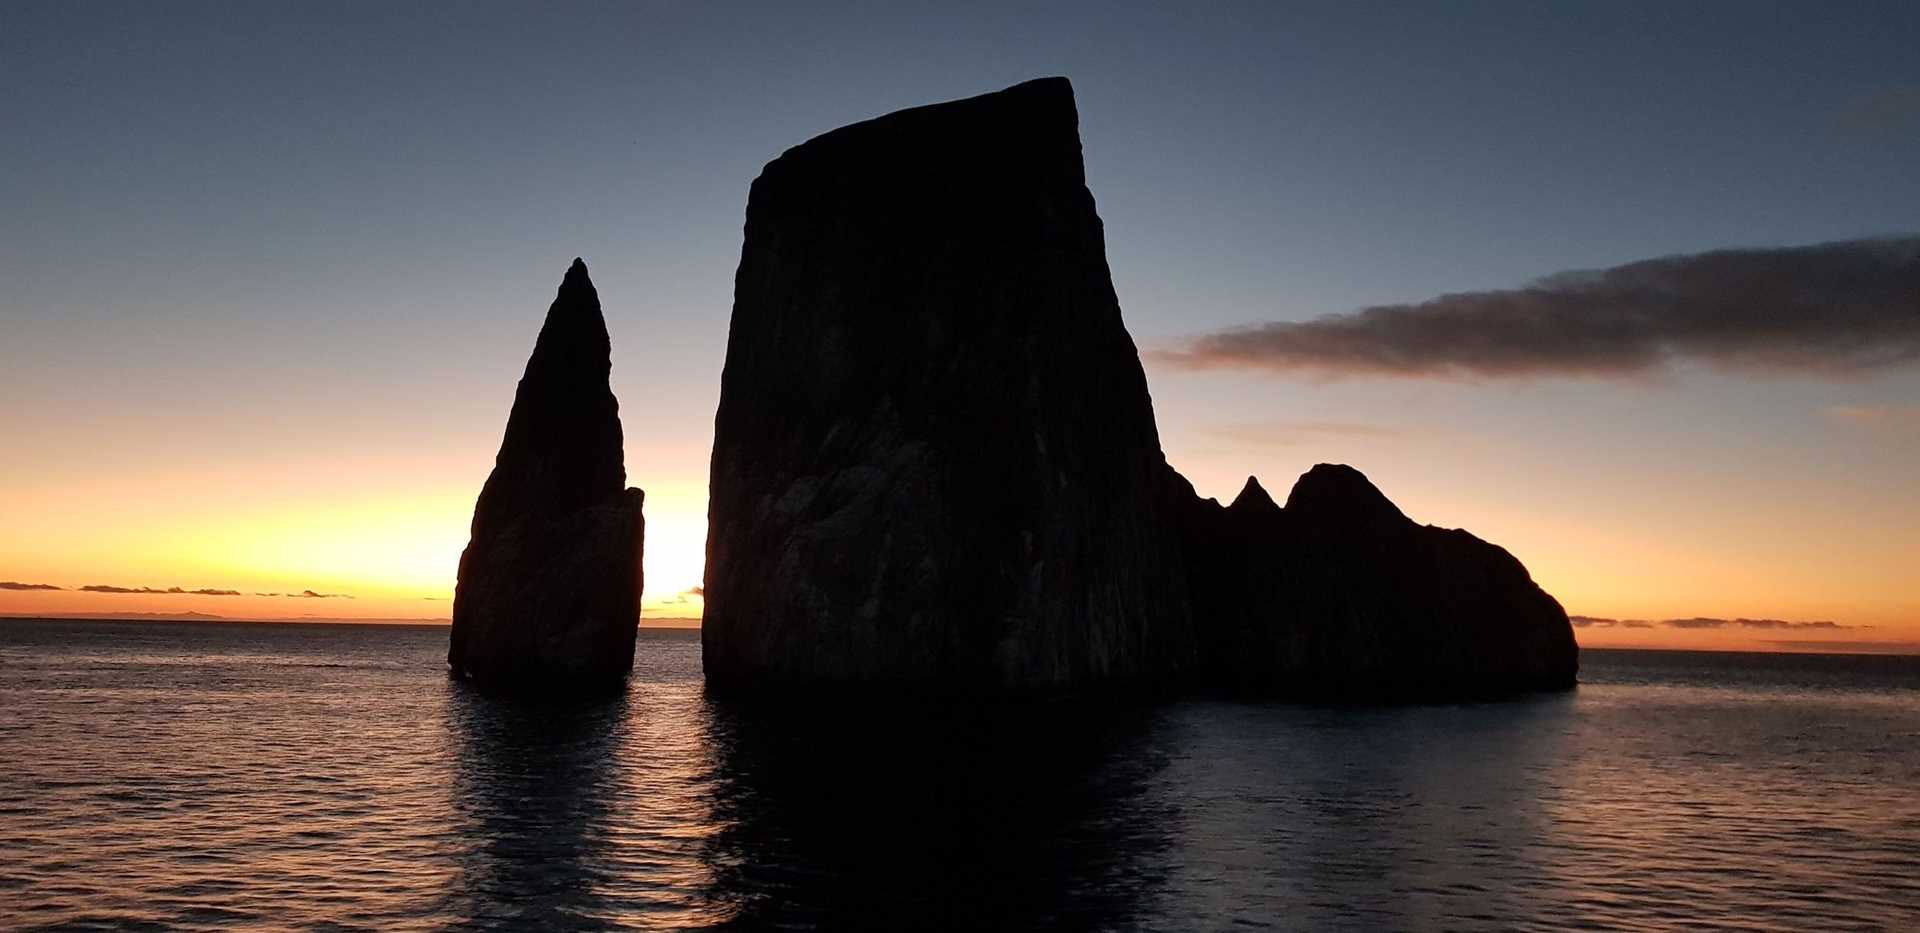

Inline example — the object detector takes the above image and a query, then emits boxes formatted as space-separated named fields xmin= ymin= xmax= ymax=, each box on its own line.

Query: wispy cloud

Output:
xmin=1570 ymin=615 xmax=1656 ymax=629
xmin=654 ymin=585 xmax=706 ymax=607
xmin=1663 ymin=617 xmax=1853 ymax=631
xmin=1202 ymin=419 xmax=1399 ymax=448
xmin=1157 ymin=237 xmax=1920 ymax=380
xmin=1574 ymin=615 xmax=1860 ymax=631
xmin=6 ymin=582 xmax=357 ymax=599
xmin=81 ymin=585 xmax=243 ymax=596
xmin=1823 ymin=404 xmax=1920 ymax=433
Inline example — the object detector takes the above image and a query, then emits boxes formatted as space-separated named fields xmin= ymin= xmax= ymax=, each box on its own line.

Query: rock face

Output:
xmin=703 ymin=77 xmax=1197 ymax=692
xmin=1180 ymin=466 xmax=1578 ymax=699
xmin=449 ymin=258 xmax=644 ymax=693
xmin=704 ymin=77 xmax=1576 ymax=699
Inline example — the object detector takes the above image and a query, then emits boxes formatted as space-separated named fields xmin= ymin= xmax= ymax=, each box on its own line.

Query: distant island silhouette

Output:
xmin=453 ymin=77 xmax=1575 ymax=700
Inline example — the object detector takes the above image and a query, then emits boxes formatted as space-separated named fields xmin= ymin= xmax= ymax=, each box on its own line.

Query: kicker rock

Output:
xmin=449 ymin=259 xmax=644 ymax=693
xmin=702 ymin=77 xmax=1197 ymax=692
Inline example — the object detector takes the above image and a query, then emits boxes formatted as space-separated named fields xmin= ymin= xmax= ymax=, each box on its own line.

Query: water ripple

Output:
xmin=2 ymin=621 xmax=1917 ymax=930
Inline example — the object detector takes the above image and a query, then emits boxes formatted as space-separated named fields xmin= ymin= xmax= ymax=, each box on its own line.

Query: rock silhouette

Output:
xmin=450 ymin=259 xmax=644 ymax=693
xmin=1180 ymin=465 xmax=1577 ymax=698
xmin=704 ymin=77 xmax=1576 ymax=698
xmin=703 ymin=77 xmax=1197 ymax=691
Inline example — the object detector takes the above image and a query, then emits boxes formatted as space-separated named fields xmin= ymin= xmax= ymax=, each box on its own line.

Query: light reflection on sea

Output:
xmin=1 ymin=620 xmax=1916 ymax=930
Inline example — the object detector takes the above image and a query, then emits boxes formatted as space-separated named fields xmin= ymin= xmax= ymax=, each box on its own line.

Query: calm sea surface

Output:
xmin=2 ymin=619 xmax=1916 ymax=931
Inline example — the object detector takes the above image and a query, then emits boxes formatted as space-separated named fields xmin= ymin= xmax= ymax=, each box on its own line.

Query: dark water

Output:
xmin=3 ymin=620 xmax=1917 ymax=930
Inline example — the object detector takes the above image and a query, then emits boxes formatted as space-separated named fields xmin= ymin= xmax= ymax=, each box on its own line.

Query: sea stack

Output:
xmin=704 ymin=77 xmax=1576 ymax=699
xmin=703 ymin=77 xmax=1197 ymax=692
xmin=449 ymin=258 xmax=644 ymax=693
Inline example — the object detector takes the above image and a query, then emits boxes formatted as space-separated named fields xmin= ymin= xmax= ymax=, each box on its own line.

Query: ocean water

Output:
xmin=1 ymin=619 xmax=1916 ymax=931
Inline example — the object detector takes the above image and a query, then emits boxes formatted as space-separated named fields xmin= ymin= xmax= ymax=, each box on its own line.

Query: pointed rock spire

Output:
xmin=476 ymin=257 xmax=623 ymax=527
xmin=449 ymin=259 xmax=644 ymax=693
xmin=1227 ymin=476 xmax=1280 ymax=514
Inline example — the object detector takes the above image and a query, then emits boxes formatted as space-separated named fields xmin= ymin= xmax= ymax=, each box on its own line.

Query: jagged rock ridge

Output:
xmin=1179 ymin=465 xmax=1577 ymax=698
xmin=449 ymin=258 xmax=644 ymax=693
xmin=703 ymin=78 xmax=1577 ymax=698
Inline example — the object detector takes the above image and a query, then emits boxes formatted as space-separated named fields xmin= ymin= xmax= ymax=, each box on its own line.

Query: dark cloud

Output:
xmin=1157 ymin=237 xmax=1920 ymax=380
xmin=80 ymin=585 xmax=243 ymax=596
xmin=254 ymin=590 xmax=352 ymax=599
xmin=659 ymin=585 xmax=706 ymax=606
xmin=0 ymin=581 xmax=64 ymax=591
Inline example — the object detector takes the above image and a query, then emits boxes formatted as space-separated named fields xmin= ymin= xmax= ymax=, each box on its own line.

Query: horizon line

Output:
xmin=1 ymin=614 xmax=1913 ymax=656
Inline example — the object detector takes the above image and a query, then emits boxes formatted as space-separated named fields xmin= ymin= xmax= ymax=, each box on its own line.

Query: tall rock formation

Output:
xmin=703 ymin=77 xmax=1197 ymax=692
xmin=449 ymin=258 xmax=644 ymax=693
xmin=704 ymin=77 xmax=1577 ymax=699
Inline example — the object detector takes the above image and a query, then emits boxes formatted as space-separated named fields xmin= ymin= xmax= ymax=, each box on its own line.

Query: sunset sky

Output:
xmin=4 ymin=2 xmax=1917 ymax=650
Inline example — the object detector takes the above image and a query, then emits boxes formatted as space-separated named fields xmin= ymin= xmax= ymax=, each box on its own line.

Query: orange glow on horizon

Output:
xmin=0 ymin=453 xmax=714 ymax=623
xmin=2 ymin=436 xmax=1913 ymax=651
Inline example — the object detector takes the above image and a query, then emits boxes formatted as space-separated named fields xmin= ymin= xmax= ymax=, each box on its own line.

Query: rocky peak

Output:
xmin=1227 ymin=476 xmax=1281 ymax=514
xmin=1282 ymin=463 xmax=1408 ymax=526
